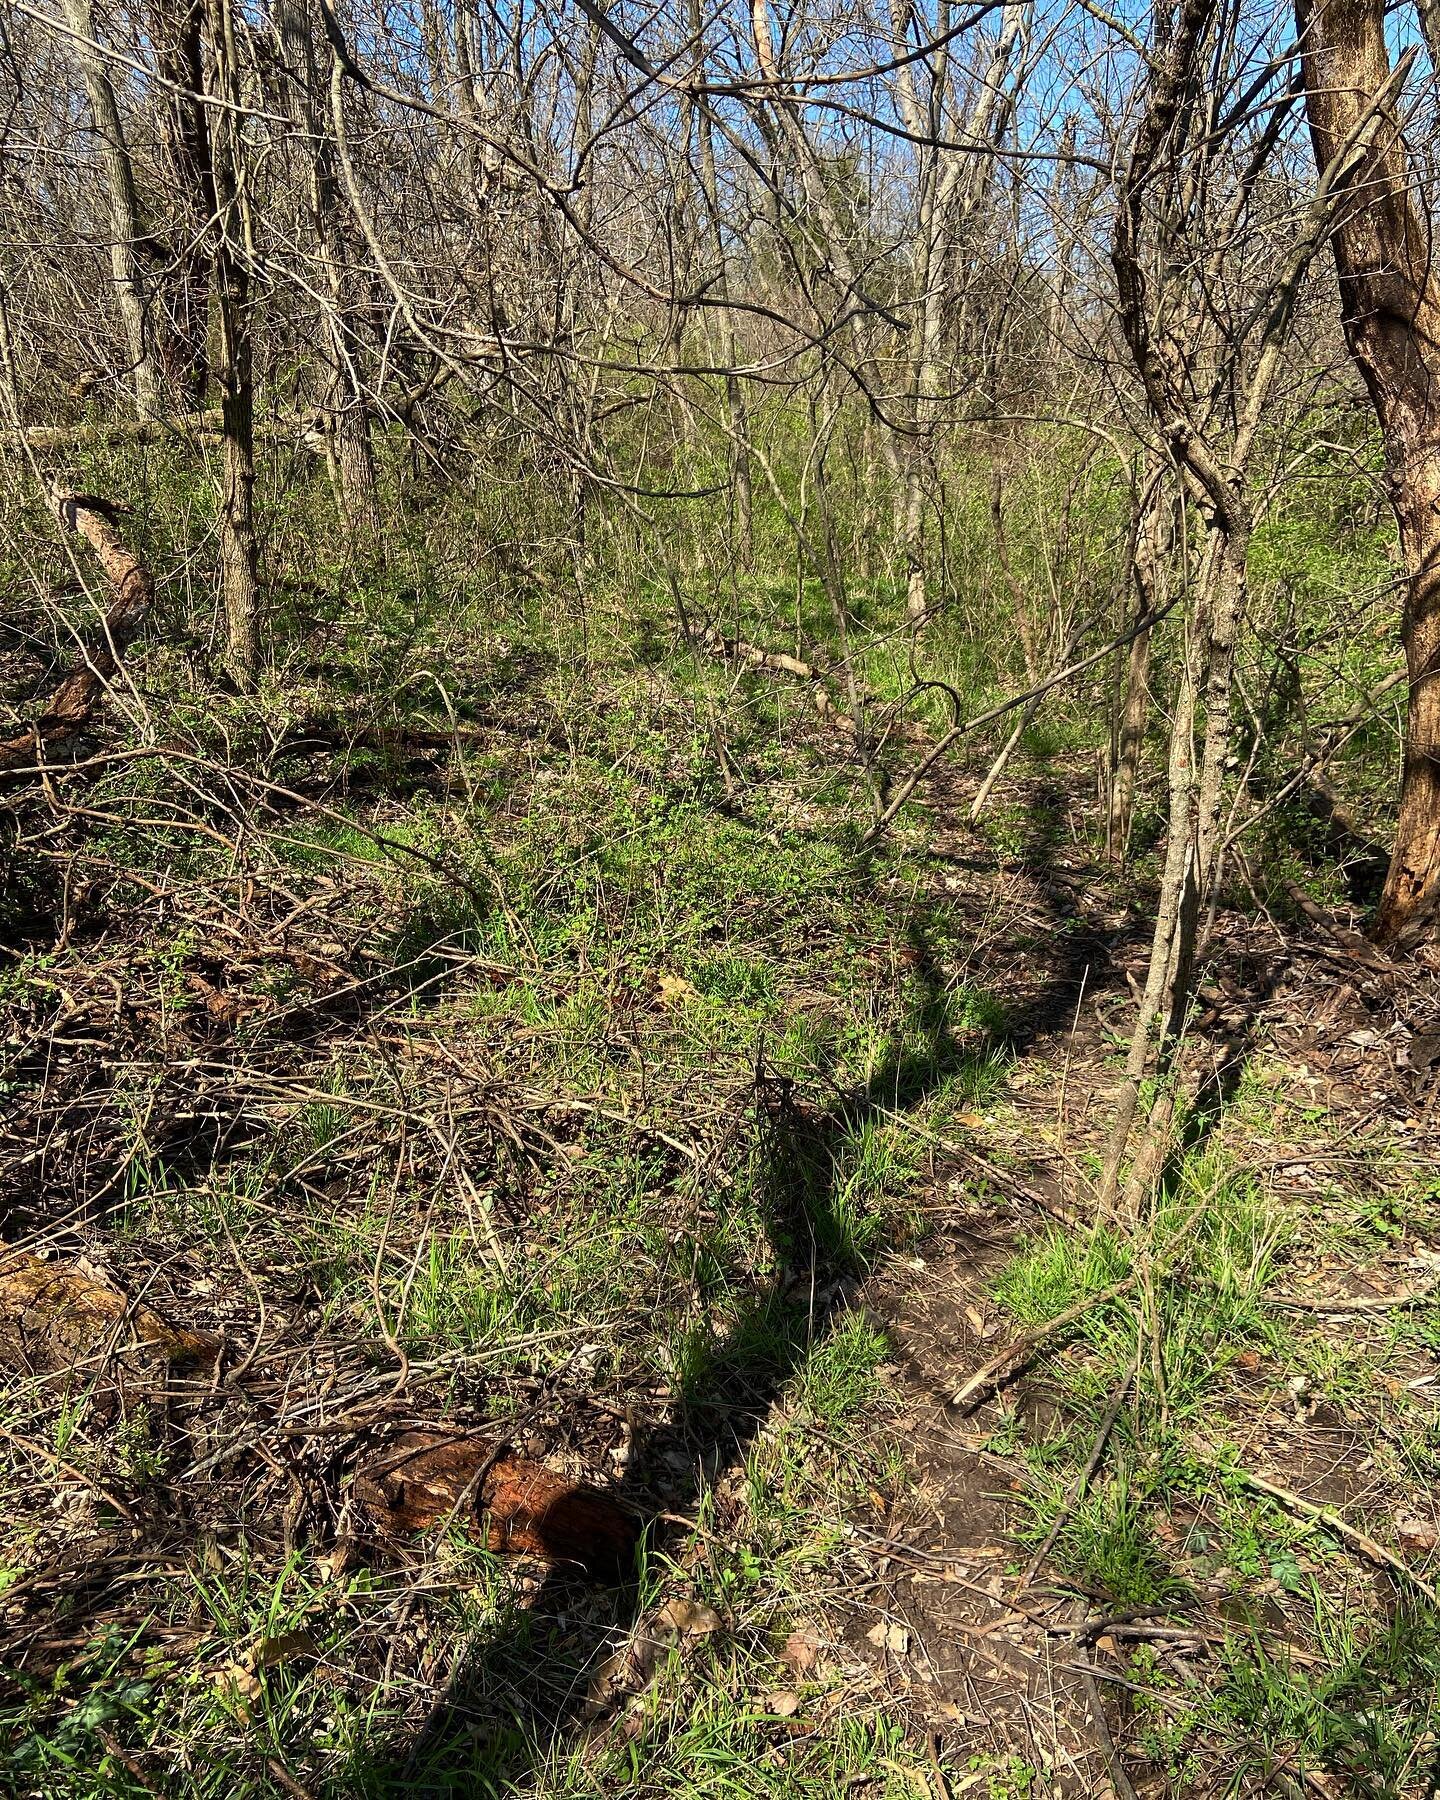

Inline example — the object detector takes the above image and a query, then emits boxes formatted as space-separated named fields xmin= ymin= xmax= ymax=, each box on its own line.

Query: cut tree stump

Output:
xmin=0 ymin=1250 xmax=218 ymax=1378
xmin=353 ymin=1430 xmax=640 ymax=1573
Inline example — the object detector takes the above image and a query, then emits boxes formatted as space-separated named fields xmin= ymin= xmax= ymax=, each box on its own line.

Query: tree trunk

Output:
xmin=892 ymin=0 xmax=1029 ymax=620
xmin=687 ymin=0 xmax=752 ymax=559
xmin=1296 ymin=0 xmax=1440 ymax=945
xmin=63 ymin=0 xmax=160 ymax=418
xmin=216 ymin=265 xmax=260 ymax=685
xmin=153 ymin=0 xmax=212 ymax=410
xmin=1107 ymin=477 xmax=1173 ymax=861
xmin=1098 ymin=525 xmax=1248 ymax=1212
xmin=209 ymin=0 xmax=262 ymax=685
xmin=275 ymin=0 xmax=378 ymax=544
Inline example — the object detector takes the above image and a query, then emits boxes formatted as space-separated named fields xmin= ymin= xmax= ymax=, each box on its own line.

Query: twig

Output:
xmin=264 ymin=1757 xmax=317 ymax=1800
xmin=95 ymin=1730 xmax=168 ymax=1798
xmin=1077 ymin=1654 xmax=1141 ymax=1800
xmin=1228 ymin=1466 xmax=1438 ymax=1605
xmin=1020 ymin=1353 xmax=1138 ymax=1586
xmin=926 ymin=1732 xmax=952 ymax=1800
xmin=0 ymin=1421 xmax=134 ymax=1521
xmin=219 ymin=1211 xmax=268 ymax=1385
xmin=950 ymin=1272 xmax=1139 ymax=1410
xmin=1265 ymin=1281 xmax=1438 ymax=1314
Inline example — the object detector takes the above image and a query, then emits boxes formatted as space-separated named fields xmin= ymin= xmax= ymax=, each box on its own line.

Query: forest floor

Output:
xmin=1 ymin=611 xmax=1438 ymax=1798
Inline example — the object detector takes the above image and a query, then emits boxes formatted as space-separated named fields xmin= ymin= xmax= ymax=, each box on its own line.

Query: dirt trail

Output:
xmin=838 ymin=768 xmax=1440 ymax=1795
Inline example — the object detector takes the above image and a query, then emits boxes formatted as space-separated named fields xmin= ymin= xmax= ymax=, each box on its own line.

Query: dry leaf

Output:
xmin=248 ymin=1628 xmax=318 ymax=1671
xmin=766 ymin=1689 xmax=801 ymax=1717
xmin=657 ymin=974 xmax=700 ymax=1007
xmin=214 ymin=1660 xmax=261 ymax=1708
xmin=865 ymin=1619 xmax=910 ymax=1655
xmin=782 ymin=1624 xmax=822 ymax=1674
xmin=656 ymin=1597 xmax=722 ymax=1636
xmin=1398 ymin=1517 xmax=1438 ymax=1555
xmin=315 ymin=1537 xmax=358 ymax=1584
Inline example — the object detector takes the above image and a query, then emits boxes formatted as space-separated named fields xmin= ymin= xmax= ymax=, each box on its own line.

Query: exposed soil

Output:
xmin=834 ymin=769 xmax=1440 ymax=1795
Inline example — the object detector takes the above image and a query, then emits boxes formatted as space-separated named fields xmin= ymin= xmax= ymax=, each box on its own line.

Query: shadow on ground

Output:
xmin=351 ymin=860 xmax=1118 ymax=1796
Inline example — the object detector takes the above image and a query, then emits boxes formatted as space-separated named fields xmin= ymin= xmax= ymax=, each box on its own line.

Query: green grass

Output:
xmin=0 ymin=399 xmax=1429 ymax=1799
xmin=988 ymin=1122 xmax=1440 ymax=1794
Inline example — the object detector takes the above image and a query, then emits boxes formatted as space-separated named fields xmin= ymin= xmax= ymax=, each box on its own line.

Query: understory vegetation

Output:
xmin=2 ymin=419 xmax=1436 ymax=1797
xmin=4 ymin=0 xmax=1440 ymax=1792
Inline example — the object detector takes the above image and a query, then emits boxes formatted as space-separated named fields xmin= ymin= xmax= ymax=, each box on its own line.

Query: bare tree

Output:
xmin=274 ymin=0 xmax=378 ymax=542
xmin=207 ymin=0 xmax=262 ymax=684
xmin=61 ymin=0 xmax=160 ymax=417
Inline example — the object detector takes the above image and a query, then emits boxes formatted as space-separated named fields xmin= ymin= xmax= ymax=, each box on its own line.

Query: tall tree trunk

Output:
xmin=275 ymin=0 xmax=377 ymax=544
xmin=63 ymin=0 xmax=160 ymax=417
xmin=1107 ymin=474 xmax=1173 ymax=862
xmin=1297 ymin=0 xmax=1440 ymax=945
xmin=216 ymin=260 xmax=259 ymax=683
xmin=153 ymin=0 xmax=212 ymax=410
xmin=1098 ymin=526 xmax=1248 ymax=1212
xmin=893 ymin=1 xmax=1029 ymax=620
xmin=689 ymin=0 xmax=752 ymax=559
xmin=209 ymin=0 xmax=261 ymax=685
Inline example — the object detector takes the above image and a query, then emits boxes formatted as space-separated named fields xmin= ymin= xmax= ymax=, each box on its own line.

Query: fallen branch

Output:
xmin=864 ymin=589 xmax=1186 ymax=844
xmin=1021 ymin=1353 xmax=1138 ymax=1586
xmin=0 ymin=488 xmax=154 ymax=770
xmin=1266 ymin=1280 xmax=1438 ymax=1314
xmin=693 ymin=625 xmax=816 ymax=681
xmin=1282 ymin=881 xmax=1395 ymax=973
xmin=3 ymin=411 xmax=225 ymax=452
xmin=2 ymin=409 xmax=322 ymax=453
xmin=950 ymin=1272 xmax=1139 ymax=1410
xmin=1076 ymin=1651 xmax=1142 ymax=1800
xmin=1229 ymin=1465 xmax=1438 ymax=1605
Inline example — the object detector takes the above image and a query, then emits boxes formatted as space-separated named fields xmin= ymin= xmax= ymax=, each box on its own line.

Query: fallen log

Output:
xmin=0 ymin=488 xmax=154 ymax=770
xmin=353 ymin=1429 xmax=640 ymax=1573
xmin=694 ymin=626 xmax=816 ymax=681
xmin=4 ymin=411 xmax=226 ymax=452
xmin=0 ymin=1250 xmax=218 ymax=1378
xmin=2 ymin=410 xmax=322 ymax=453
xmin=1282 ymin=879 xmax=1396 ymax=973
xmin=0 ymin=1256 xmax=635 ymax=1577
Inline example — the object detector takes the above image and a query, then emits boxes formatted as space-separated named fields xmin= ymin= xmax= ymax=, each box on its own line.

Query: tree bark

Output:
xmin=208 ymin=0 xmax=262 ymax=685
xmin=0 ymin=1250 xmax=216 ymax=1376
xmin=153 ymin=0 xmax=213 ymax=409
xmin=62 ymin=0 xmax=160 ymax=418
xmin=1107 ymin=476 xmax=1173 ymax=862
xmin=1297 ymin=0 xmax=1440 ymax=945
xmin=354 ymin=1430 xmax=639 ymax=1572
xmin=216 ymin=269 xmax=260 ymax=684
xmin=689 ymin=0 xmax=753 ymax=560
xmin=894 ymin=1 xmax=1029 ymax=620
xmin=275 ymin=0 xmax=378 ymax=544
